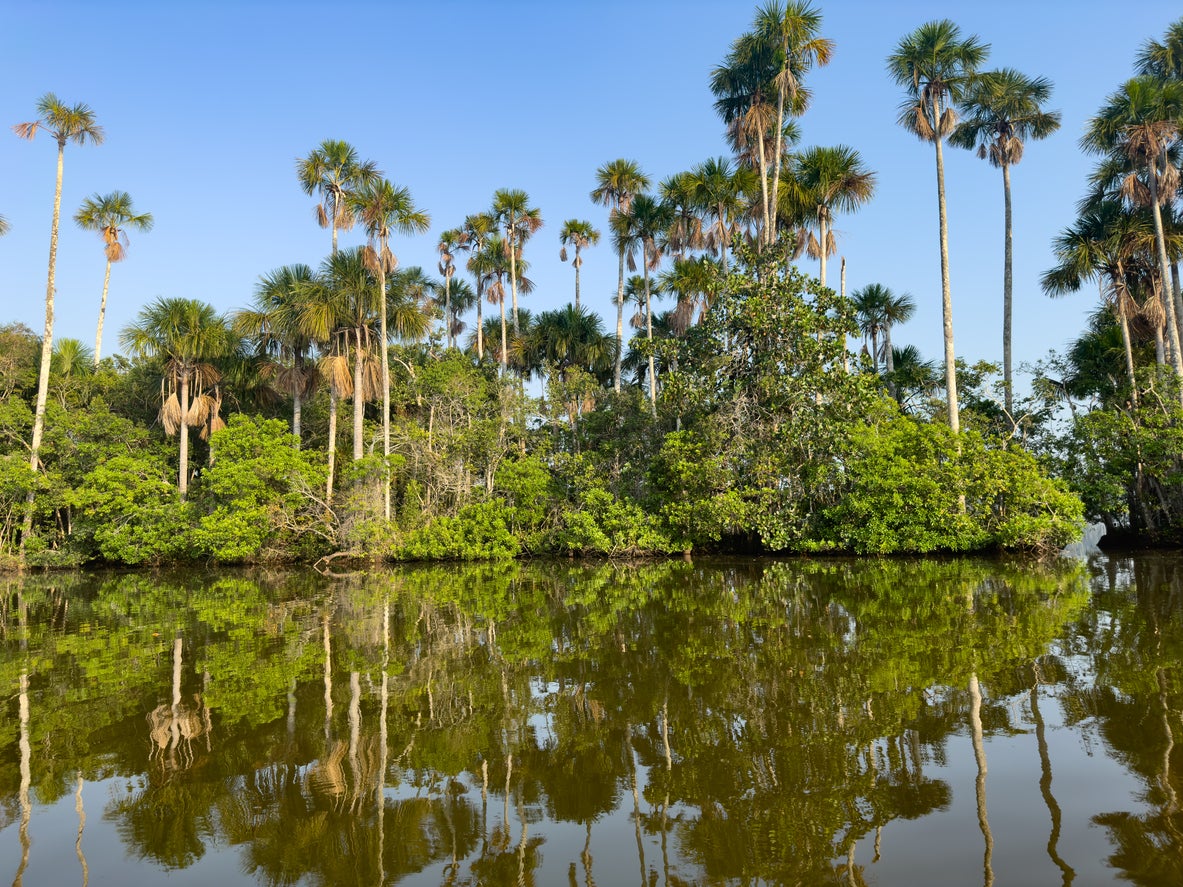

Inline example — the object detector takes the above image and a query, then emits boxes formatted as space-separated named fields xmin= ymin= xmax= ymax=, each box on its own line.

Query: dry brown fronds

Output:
xmin=161 ymin=393 xmax=181 ymax=436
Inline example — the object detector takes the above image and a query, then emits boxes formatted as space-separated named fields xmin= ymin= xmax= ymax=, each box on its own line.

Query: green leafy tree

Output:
xmin=951 ymin=69 xmax=1061 ymax=414
xmin=888 ymin=20 xmax=989 ymax=433
xmin=73 ymin=191 xmax=153 ymax=366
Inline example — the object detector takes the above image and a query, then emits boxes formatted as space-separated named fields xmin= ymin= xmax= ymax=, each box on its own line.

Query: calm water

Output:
xmin=1 ymin=556 xmax=1181 ymax=886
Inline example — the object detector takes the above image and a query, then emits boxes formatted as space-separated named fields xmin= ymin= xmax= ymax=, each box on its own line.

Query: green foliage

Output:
xmin=399 ymin=499 xmax=520 ymax=560
xmin=816 ymin=412 xmax=1084 ymax=554
xmin=193 ymin=414 xmax=332 ymax=562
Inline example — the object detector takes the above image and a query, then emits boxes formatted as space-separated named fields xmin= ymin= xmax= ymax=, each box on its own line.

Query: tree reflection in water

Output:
xmin=1 ymin=557 xmax=1182 ymax=885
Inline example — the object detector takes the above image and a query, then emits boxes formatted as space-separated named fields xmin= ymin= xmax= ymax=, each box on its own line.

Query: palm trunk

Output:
xmin=16 ymin=669 xmax=31 ymax=886
xmin=1148 ymin=164 xmax=1183 ymax=387
xmin=353 ymin=327 xmax=365 ymax=460
xmin=934 ymin=130 xmax=960 ymax=433
xmin=499 ymin=292 xmax=508 ymax=374
xmin=444 ymin=274 xmax=452 ymax=348
xmin=1002 ymin=161 xmax=1014 ymax=416
xmin=21 ymin=140 xmax=65 ymax=550
xmin=718 ymin=205 xmax=729 ymax=274
xmin=476 ymin=278 xmax=485 ymax=361
xmin=644 ymin=249 xmax=657 ymax=417
xmin=614 ymin=248 xmax=625 ymax=393
xmin=819 ymin=214 xmax=828 ymax=289
xmin=770 ymin=72 xmax=787 ymax=247
xmin=326 ymin=387 xmax=339 ymax=501
xmin=885 ymin=323 xmax=897 ymax=396
xmin=756 ymin=127 xmax=770 ymax=248
xmin=970 ymin=672 xmax=994 ymax=887
xmin=379 ymin=258 xmax=391 ymax=521
xmin=179 ymin=367 xmax=191 ymax=499
xmin=94 ymin=258 xmax=112 ymax=366
xmin=509 ymin=227 xmax=520 ymax=335
xmin=292 ymin=352 xmax=304 ymax=446
xmin=574 ymin=247 xmax=582 ymax=309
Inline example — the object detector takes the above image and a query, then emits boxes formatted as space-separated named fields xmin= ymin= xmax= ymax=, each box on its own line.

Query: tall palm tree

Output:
xmin=74 ymin=191 xmax=154 ymax=366
xmin=629 ymin=194 xmax=674 ymax=413
xmin=492 ymin=189 xmax=542 ymax=335
xmin=121 ymin=298 xmax=236 ymax=499
xmin=351 ymin=179 xmax=430 ymax=519
xmin=529 ymin=304 xmax=615 ymax=380
xmin=1083 ymin=77 xmax=1183 ymax=383
xmin=14 ymin=93 xmax=104 ymax=544
xmin=559 ymin=219 xmax=601 ymax=308
xmin=888 ymin=20 xmax=989 ymax=433
xmin=690 ymin=157 xmax=753 ymax=274
xmin=296 ymin=140 xmax=381 ymax=255
xmin=660 ymin=255 xmax=724 ymax=333
xmin=1138 ymin=18 xmax=1183 ymax=81
xmin=789 ymin=145 xmax=876 ymax=289
xmin=881 ymin=288 xmax=917 ymax=380
xmin=443 ymin=278 xmax=475 ymax=345
xmin=591 ymin=159 xmax=650 ymax=392
xmin=459 ymin=213 xmax=497 ymax=362
xmin=951 ymin=69 xmax=1061 ymax=414
xmin=658 ymin=172 xmax=705 ymax=258
xmin=1042 ymin=199 xmax=1163 ymax=405
xmin=437 ymin=228 xmax=462 ymax=347
xmin=474 ymin=236 xmax=535 ymax=374
xmin=755 ymin=1 xmax=834 ymax=247
xmin=234 ymin=264 xmax=318 ymax=445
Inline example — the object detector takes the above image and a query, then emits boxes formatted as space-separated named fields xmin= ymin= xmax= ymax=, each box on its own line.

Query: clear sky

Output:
xmin=1 ymin=0 xmax=1178 ymax=389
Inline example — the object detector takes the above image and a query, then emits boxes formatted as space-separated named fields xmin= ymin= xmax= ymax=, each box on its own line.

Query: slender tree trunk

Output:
xmin=16 ymin=669 xmax=31 ymax=887
xmin=934 ymin=130 xmax=960 ymax=433
xmin=376 ymin=601 xmax=389 ymax=886
xmin=1117 ymin=307 xmax=1139 ymax=409
xmin=353 ymin=328 xmax=365 ymax=460
xmin=379 ymin=258 xmax=391 ymax=521
xmin=841 ymin=256 xmax=850 ymax=373
xmin=756 ymin=128 xmax=770 ymax=248
xmin=1002 ymin=161 xmax=1014 ymax=416
xmin=75 ymin=773 xmax=89 ymax=887
xmin=179 ymin=367 xmax=191 ymax=499
xmin=1149 ymin=167 xmax=1183 ymax=389
xmin=326 ymin=387 xmax=339 ymax=502
xmin=574 ymin=247 xmax=582 ymax=309
xmin=509 ymin=226 xmax=520 ymax=335
xmin=718 ymin=206 xmax=729 ymax=275
xmin=292 ymin=352 xmax=304 ymax=447
xmin=819 ymin=214 xmax=828 ymax=289
xmin=771 ymin=74 xmax=787 ymax=247
xmin=476 ymin=279 xmax=485 ymax=361
xmin=21 ymin=140 xmax=66 ymax=551
xmin=644 ymin=250 xmax=656 ymax=417
xmin=615 ymin=248 xmax=625 ymax=393
xmin=499 ymin=292 xmax=508 ymax=374
xmin=93 ymin=258 xmax=112 ymax=366
xmin=444 ymin=274 xmax=452 ymax=348
xmin=1173 ymin=262 xmax=1183 ymax=359
xmin=1030 ymin=680 xmax=1073 ymax=883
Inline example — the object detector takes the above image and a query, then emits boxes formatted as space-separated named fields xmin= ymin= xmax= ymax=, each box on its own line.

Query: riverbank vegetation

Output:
xmin=5 ymin=6 xmax=1183 ymax=566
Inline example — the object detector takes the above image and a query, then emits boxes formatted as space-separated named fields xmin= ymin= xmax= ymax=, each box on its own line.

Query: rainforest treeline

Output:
xmin=4 ymin=6 xmax=1183 ymax=566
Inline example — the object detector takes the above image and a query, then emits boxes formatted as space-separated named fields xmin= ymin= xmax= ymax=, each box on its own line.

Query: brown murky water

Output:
xmin=2 ymin=555 xmax=1181 ymax=886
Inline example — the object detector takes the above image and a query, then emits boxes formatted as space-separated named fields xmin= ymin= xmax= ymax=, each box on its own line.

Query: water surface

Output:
xmin=2 ymin=556 xmax=1181 ymax=885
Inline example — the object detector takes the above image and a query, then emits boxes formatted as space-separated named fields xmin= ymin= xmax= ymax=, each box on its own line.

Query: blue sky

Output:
xmin=1 ymin=1 xmax=1178 ymax=390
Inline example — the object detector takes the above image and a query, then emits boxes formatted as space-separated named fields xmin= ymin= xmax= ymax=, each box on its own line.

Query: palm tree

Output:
xmin=296 ymin=140 xmax=381 ymax=255
xmin=0 ymin=215 xmax=10 ymax=236
xmin=351 ymin=179 xmax=430 ymax=519
xmin=443 ymin=277 xmax=476 ymax=345
xmin=591 ymin=159 xmax=650 ymax=392
xmin=559 ymin=219 xmax=601 ymax=309
xmin=1137 ymin=18 xmax=1183 ymax=81
xmin=658 ymin=172 xmax=706 ymax=258
xmin=888 ymin=20 xmax=989 ymax=433
xmin=789 ymin=145 xmax=876 ymax=289
xmin=529 ymin=304 xmax=615 ymax=380
xmin=1042 ymin=200 xmax=1162 ymax=405
xmin=951 ymin=69 xmax=1061 ymax=414
xmin=629 ymin=194 xmax=674 ymax=413
xmin=660 ymin=255 xmax=724 ymax=333
xmin=121 ymin=298 xmax=236 ymax=499
xmin=234 ymin=264 xmax=318 ymax=445
xmin=851 ymin=284 xmax=889 ymax=373
xmin=491 ymin=189 xmax=542 ymax=336
xmin=437 ymin=228 xmax=462 ymax=347
xmin=1083 ymin=77 xmax=1183 ymax=383
xmin=459 ymin=213 xmax=498 ymax=362
xmin=690 ymin=157 xmax=753 ymax=273
xmin=755 ymin=1 xmax=834 ymax=247
xmin=14 ymin=93 xmax=104 ymax=544
xmin=881 ymin=289 xmax=917 ymax=380
xmin=73 ymin=191 xmax=154 ymax=367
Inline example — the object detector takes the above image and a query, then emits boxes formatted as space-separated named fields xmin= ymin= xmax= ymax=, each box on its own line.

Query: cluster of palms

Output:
xmin=1043 ymin=21 xmax=1183 ymax=409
